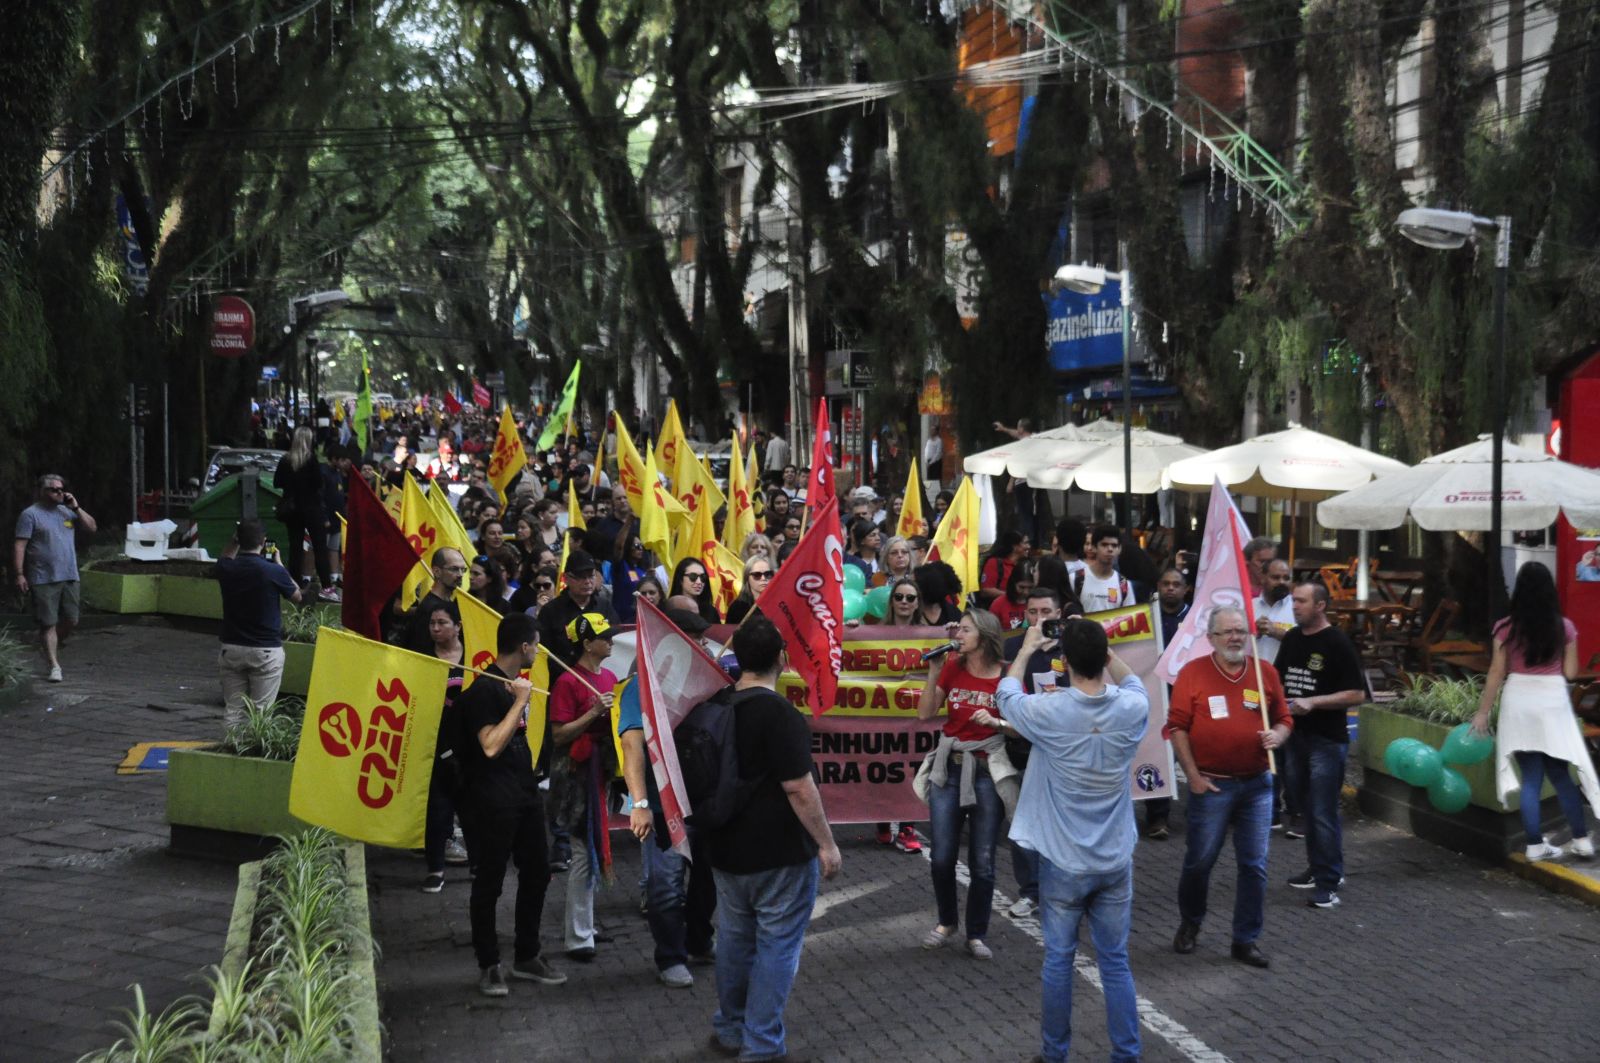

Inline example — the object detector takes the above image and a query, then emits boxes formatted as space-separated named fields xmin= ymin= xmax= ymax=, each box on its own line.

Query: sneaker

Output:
xmin=1308 ymin=890 xmax=1341 ymax=909
xmin=318 ymin=587 xmax=341 ymax=603
xmin=549 ymin=857 xmax=570 ymax=873
xmin=895 ymin=824 xmax=923 ymax=853
xmin=478 ymin=964 xmax=509 ymax=997
xmin=1007 ymin=897 xmax=1037 ymax=919
xmin=1284 ymin=816 xmax=1305 ymax=840
xmin=47 ymin=665 xmax=63 ymax=683
xmin=965 ymin=938 xmax=993 ymax=961
xmin=1288 ymin=871 xmax=1345 ymax=890
xmin=657 ymin=963 xmax=694 ymax=988
xmin=1145 ymin=821 xmax=1169 ymax=841
xmin=565 ymin=946 xmax=597 ymax=962
xmin=876 ymin=824 xmax=893 ymax=845
xmin=1526 ymin=841 xmax=1565 ymax=862
xmin=421 ymin=872 xmax=445 ymax=894
xmin=688 ymin=950 xmax=716 ymax=967
xmin=444 ymin=839 xmax=469 ymax=865
xmin=509 ymin=956 xmax=567 ymax=985
xmin=1571 ymin=836 xmax=1596 ymax=859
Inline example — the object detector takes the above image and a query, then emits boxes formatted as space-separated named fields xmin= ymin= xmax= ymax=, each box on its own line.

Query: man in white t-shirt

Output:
xmin=1252 ymin=558 xmax=1295 ymax=664
xmin=1073 ymin=525 xmax=1132 ymax=613
xmin=764 ymin=431 xmax=791 ymax=475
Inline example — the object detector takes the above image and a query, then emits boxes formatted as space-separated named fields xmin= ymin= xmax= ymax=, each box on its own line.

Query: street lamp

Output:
xmin=1053 ymin=255 xmax=1134 ymax=536
xmin=1396 ymin=207 xmax=1511 ymax=617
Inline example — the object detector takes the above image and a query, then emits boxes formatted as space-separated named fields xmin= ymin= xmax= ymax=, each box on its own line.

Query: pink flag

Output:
xmin=635 ymin=596 xmax=732 ymax=855
xmin=1155 ymin=478 xmax=1256 ymax=685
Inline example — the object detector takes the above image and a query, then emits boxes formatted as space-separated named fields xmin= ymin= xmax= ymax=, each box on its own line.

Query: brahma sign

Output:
xmin=208 ymin=296 xmax=255 ymax=357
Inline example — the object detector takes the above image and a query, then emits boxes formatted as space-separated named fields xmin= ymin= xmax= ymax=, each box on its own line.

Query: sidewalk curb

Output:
xmin=1503 ymin=853 xmax=1600 ymax=909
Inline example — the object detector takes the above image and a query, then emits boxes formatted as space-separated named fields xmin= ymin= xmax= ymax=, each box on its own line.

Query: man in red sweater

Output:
xmin=1166 ymin=606 xmax=1292 ymax=969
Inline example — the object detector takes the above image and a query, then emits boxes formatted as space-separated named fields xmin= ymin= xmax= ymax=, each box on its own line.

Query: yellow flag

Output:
xmin=613 ymin=417 xmax=650 ymax=512
xmin=381 ymin=481 xmax=404 ymax=525
xmin=555 ymin=527 xmax=572 ymax=595
xmin=640 ymin=445 xmax=675 ymax=564
xmin=722 ymin=432 xmax=755 ymax=552
xmin=400 ymin=475 xmax=444 ymax=609
xmin=690 ymin=490 xmax=739 ymax=616
xmin=289 ymin=628 xmax=451 ymax=849
xmin=567 ymin=480 xmax=587 ymax=532
xmin=928 ymin=475 xmax=980 ymax=601
xmin=898 ymin=461 xmax=927 ymax=539
xmin=675 ymin=447 xmax=726 ymax=527
xmin=746 ymin=445 xmax=763 ymax=532
xmin=426 ymin=482 xmax=475 ymax=560
xmin=457 ymin=591 xmax=503 ymax=685
xmin=656 ymin=399 xmax=690 ymax=489
xmin=526 ymin=647 xmax=551 ymax=769
xmin=486 ymin=405 xmax=528 ymax=506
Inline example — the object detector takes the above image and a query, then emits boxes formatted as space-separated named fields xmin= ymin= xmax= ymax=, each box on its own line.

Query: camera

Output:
xmin=1040 ymin=619 xmax=1063 ymax=640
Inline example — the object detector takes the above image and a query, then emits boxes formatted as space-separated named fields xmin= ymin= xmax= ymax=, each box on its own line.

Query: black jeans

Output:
xmin=470 ymin=794 xmax=551 ymax=969
xmin=284 ymin=509 xmax=332 ymax=587
xmin=424 ymin=758 xmax=474 ymax=874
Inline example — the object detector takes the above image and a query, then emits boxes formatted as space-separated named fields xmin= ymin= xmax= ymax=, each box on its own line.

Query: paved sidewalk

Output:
xmin=0 ymin=622 xmax=238 ymax=1062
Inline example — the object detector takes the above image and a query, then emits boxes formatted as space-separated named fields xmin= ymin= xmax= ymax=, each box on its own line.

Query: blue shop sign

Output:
xmin=1045 ymin=279 xmax=1125 ymax=372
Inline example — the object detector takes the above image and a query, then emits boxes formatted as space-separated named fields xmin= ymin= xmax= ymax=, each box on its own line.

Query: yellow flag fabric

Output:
xmin=400 ymin=475 xmax=443 ymax=609
xmin=722 ymin=432 xmax=756 ymax=552
xmin=457 ymin=591 xmax=503 ymax=685
xmin=898 ymin=461 xmax=927 ymax=539
xmin=613 ymin=418 xmax=650 ymax=512
xmin=289 ymin=628 xmax=452 ymax=849
xmin=526 ymin=647 xmax=551 ymax=769
xmin=709 ymin=542 xmax=745 ymax=619
xmin=746 ymin=446 xmax=763 ymax=532
xmin=381 ymin=481 xmax=404 ymax=526
xmin=426 ymin=483 xmax=475 ymax=561
xmin=640 ymin=445 xmax=676 ymax=564
xmin=656 ymin=399 xmax=690 ymax=489
xmin=555 ymin=528 xmax=572 ymax=595
xmin=674 ymin=448 xmax=726 ymax=531
xmin=567 ymin=480 xmax=587 ymax=532
xmin=928 ymin=475 xmax=981 ymax=601
xmin=486 ymin=405 xmax=529 ymax=506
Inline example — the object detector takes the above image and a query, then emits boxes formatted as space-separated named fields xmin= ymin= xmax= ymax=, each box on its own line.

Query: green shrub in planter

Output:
xmin=222 ymin=696 xmax=305 ymax=761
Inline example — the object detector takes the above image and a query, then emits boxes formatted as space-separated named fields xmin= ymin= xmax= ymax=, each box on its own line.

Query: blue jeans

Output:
xmin=1038 ymin=859 xmax=1140 ymax=1063
xmin=1178 ymin=772 xmax=1272 ymax=944
xmin=643 ymin=831 xmax=716 ymax=970
xmin=927 ymin=760 xmax=1004 ymax=939
xmin=712 ymin=860 xmax=820 ymax=1062
xmin=1011 ymin=839 xmax=1040 ymax=904
xmin=1516 ymin=752 xmax=1592 ymax=844
xmin=1285 ymin=732 xmax=1347 ymax=890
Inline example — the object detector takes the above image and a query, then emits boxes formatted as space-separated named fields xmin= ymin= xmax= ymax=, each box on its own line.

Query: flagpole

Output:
xmin=539 ymin=643 xmax=605 ymax=699
xmin=1248 ymin=633 xmax=1277 ymax=775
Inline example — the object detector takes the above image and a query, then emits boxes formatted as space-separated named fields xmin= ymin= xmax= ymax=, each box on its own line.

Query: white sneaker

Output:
xmin=444 ymin=839 xmax=469 ymax=865
xmin=1007 ymin=897 xmax=1037 ymax=919
xmin=1525 ymin=842 xmax=1565 ymax=862
xmin=1569 ymin=836 xmax=1595 ymax=859
xmin=47 ymin=665 xmax=63 ymax=682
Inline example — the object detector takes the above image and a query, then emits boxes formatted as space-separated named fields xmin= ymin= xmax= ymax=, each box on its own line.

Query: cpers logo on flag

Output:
xmin=290 ymin=629 xmax=450 ymax=848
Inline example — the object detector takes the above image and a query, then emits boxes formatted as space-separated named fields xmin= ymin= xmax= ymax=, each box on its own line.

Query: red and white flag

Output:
xmin=806 ymin=396 xmax=833 ymax=516
xmin=752 ymin=502 xmax=846 ymax=714
xmin=471 ymin=378 xmax=492 ymax=408
xmin=634 ymin=597 xmax=732 ymax=856
xmin=1155 ymin=477 xmax=1256 ymax=685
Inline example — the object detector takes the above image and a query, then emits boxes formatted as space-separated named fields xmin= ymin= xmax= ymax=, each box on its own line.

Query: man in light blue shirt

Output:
xmin=974 ymin=619 xmax=1149 ymax=1063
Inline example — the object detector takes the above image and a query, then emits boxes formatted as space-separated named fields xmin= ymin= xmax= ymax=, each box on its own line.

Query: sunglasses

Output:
xmin=749 ymin=571 xmax=773 ymax=581
xmin=683 ymin=572 xmax=706 ymax=583
xmin=534 ymin=581 xmax=554 ymax=590
xmin=892 ymin=593 xmax=919 ymax=603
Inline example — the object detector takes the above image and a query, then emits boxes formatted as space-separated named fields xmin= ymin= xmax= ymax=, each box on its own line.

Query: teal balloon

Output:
xmin=1441 ymin=722 xmax=1494 ymax=766
xmin=1427 ymin=766 xmax=1472 ymax=814
xmin=1396 ymin=743 xmax=1444 ymax=789
xmin=843 ymin=565 xmax=867 ymax=593
xmin=842 ymin=588 xmax=868 ymax=621
xmin=1384 ymin=738 xmax=1427 ymax=777
xmin=864 ymin=585 xmax=892 ymax=619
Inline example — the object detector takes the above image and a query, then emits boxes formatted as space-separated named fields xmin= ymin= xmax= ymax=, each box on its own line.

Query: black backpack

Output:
xmin=674 ymin=686 xmax=766 ymax=831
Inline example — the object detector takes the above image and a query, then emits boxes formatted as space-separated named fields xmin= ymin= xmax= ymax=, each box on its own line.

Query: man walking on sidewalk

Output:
xmin=13 ymin=474 xmax=97 ymax=682
xmin=214 ymin=519 xmax=301 ymax=727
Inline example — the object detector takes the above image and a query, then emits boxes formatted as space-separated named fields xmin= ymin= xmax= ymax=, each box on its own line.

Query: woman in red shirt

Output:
xmin=914 ymin=609 xmax=1006 ymax=960
xmin=978 ymin=530 xmax=1029 ymax=607
xmin=987 ymin=559 xmax=1036 ymax=630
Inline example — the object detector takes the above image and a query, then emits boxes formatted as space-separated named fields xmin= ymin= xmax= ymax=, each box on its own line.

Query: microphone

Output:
xmin=920 ymin=641 xmax=959 ymax=662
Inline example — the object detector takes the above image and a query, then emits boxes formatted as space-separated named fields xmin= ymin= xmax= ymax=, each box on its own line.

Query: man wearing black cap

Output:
xmin=537 ymin=549 xmax=618 ymax=670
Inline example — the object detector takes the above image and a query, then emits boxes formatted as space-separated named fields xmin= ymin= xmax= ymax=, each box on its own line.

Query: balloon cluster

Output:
xmin=1382 ymin=723 xmax=1494 ymax=815
xmin=840 ymin=566 xmax=894 ymax=622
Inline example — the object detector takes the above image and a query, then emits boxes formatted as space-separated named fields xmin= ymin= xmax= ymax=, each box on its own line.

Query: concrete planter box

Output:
xmin=1357 ymin=704 xmax=1564 ymax=861
xmin=156 ymin=574 xmax=224 ymax=620
xmin=167 ymin=747 xmax=309 ymax=858
xmin=280 ymin=640 xmax=315 ymax=697
xmin=81 ymin=568 xmax=161 ymax=614
xmin=214 ymin=844 xmax=380 ymax=1061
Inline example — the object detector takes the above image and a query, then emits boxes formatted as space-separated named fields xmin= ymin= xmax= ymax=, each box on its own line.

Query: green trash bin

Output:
xmin=190 ymin=471 xmax=292 ymax=558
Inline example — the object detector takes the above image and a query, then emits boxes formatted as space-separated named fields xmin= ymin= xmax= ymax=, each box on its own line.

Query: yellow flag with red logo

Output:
xmin=656 ymin=399 xmax=690 ymax=490
xmin=289 ymin=628 xmax=451 ymax=849
xmin=613 ymin=417 xmax=650 ymax=512
xmin=567 ymin=479 xmax=587 ymax=532
xmin=641 ymin=444 xmax=680 ymax=565
xmin=898 ymin=461 xmax=926 ymax=539
xmin=400 ymin=474 xmax=445 ymax=609
xmin=426 ymin=482 xmax=475 ymax=560
xmin=690 ymin=489 xmax=741 ymax=616
xmin=721 ymin=432 xmax=755 ymax=552
xmin=486 ymin=405 xmax=528 ymax=506
xmin=674 ymin=443 xmax=726 ymax=520
xmin=927 ymin=475 xmax=980 ymax=602
xmin=457 ymin=591 xmax=503 ymax=687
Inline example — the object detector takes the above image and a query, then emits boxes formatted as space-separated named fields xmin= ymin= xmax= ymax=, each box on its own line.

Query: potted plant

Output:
xmin=166 ymin=696 xmax=309 ymax=857
xmin=279 ymin=602 xmax=337 ymax=698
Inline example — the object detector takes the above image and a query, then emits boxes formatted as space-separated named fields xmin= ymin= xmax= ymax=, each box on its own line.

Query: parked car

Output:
xmin=203 ymin=447 xmax=287 ymax=492
xmin=688 ymin=440 xmax=734 ymax=492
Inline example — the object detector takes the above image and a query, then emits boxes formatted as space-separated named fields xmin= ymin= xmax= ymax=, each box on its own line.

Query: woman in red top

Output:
xmin=978 ymin=530 xmax=1029 ymax=606
xmin=987 ymin=558 xmax=1036 ymax=630
xmin=915 ymin=609 xmax=1006 ymax=960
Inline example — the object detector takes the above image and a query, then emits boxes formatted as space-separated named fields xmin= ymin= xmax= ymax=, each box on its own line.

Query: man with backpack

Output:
xmin=1074 ymin=525 xmax=1134 ymax=613
xmin=699 ymin=615 xmax=841 ymax=1062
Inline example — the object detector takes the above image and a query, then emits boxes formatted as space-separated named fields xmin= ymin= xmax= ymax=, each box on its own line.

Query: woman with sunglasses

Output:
xmin=884 ymin=576 xmax=924 ymax=626
xmin=508 ymin=564 xmax=559 ymax=616
xmin=773 ymin=514 xmax=802 ymax=551
xmin=724 ymin=558 xmax=775 ymax=625
xmin=468 ymin=554 xmax=511 ymax=609
xmin=421 ymin=600 xmax=469 ymax=894
xmin=670 ymin=557 xmax=721 ymax=623
xmin=613 ymin=536 xmax=669 ymax=623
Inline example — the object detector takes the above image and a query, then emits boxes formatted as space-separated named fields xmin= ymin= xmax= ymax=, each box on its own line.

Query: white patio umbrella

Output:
xmin=1043 ymin=434 xmax=1207 ymax=493
xmin=1317 ymin=436 xmax=1600 ymax=531
xmin=961 ymin=422 xmax=1102 ymax=479
xmin=1165 ymin=423 xmax=1408 ymax=500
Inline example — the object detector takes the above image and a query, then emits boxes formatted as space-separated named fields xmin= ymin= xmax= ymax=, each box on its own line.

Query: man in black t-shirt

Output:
xmin=454 ymin=612 xmax=567 ymax=997
xmin=1275 ymin=582 xmax=1367 ymax=911
xmin=214 ymin=520 xmax=301 ymax=728
xmin=536 ymin=549 xmax=616 ymax=670
xmin=706 ymin=616 xmax=841 ymax=1062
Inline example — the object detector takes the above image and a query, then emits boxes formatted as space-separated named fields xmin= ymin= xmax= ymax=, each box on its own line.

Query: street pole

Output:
xmin=1490 ymin=216 xmax=1511 ymax=620
xmin=1120 ymin=264 xmax=1133 ymax=539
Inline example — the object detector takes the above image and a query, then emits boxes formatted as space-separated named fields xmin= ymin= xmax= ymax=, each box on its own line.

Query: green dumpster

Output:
xmin=190 ymin=471 xmax=292 ymax=557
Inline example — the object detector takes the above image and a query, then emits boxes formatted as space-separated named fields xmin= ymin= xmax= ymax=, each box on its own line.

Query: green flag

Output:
xmin=536 ymin=360 xmax=582 ymax=451
xmin=353 ymin=349 xmax=373 ymax=452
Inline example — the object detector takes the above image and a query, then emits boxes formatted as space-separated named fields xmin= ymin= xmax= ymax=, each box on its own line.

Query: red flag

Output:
xmin=1155 ymin=477 xmax=1254 ymax=685
xmin=752 ymin=502 xmax=845 ymax=714
xmin=442 ymin=391 xmax=463 ymax=414
xmin=471 ymin=379 xmax=492 ymax=408
xmin=340 ymin=476 xmax=424 ymax=640
xmin=635 ymin=597 xmax=731 ymax=856
xmin=806 ymin=396 xmax=833 ymax=516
